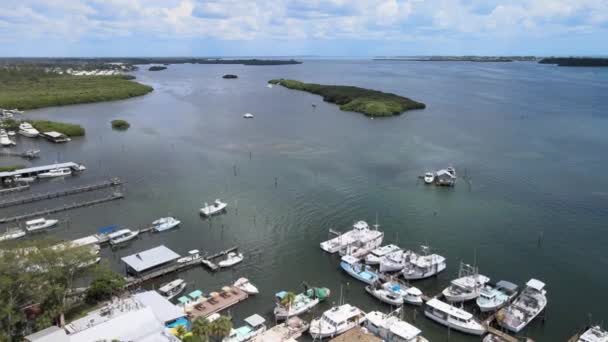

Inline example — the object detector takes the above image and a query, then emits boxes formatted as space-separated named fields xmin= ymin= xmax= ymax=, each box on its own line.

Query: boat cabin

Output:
xmin=435 ymin=167 xmax=456 ymax=186
xmin=41 ymin=131 xmax=71 ymax=143
xmin=426 ymin=298 xmax=474 ymax=323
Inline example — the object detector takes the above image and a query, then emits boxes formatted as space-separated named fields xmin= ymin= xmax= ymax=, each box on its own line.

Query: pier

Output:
xmin=0 ymin=149 xmax=40 ymax=159
xmin=187 ymin=286 xmax=249 ymax=319
xmin=0 ymin=162 xmax=85 ymax=182
xmin=0 ymin=192 xmax=124 ymax=224
xmin=0 ymin=184 xmax=29 ymax=196
xmin=0 ymin=178 xmax=122 ymax=209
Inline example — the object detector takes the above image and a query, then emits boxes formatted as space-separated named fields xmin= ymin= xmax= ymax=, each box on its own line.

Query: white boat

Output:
xmin=274 ymin=286 xmax=330 ymax=320
xmin=38 ymin=167 xmax=72 ymax=178
xmin=108 ymin=228 xmax=139 ymax=245
xmin=243 ymin=113 xmax=254 ymax=119
xmin=218 ymin=252 xmax=243 ymax=268
xmin=158 ymin=279 xmax=187 ymax=300
xmin=223 ymin=314 xmax=266 ymax=342
xmin=18 ymin=122 xmax=39 ymax=138
xmin=365 ymin=280 xmax=423 ymax=306
xmin=177 ymin=249 xmax=201 ymax=263
xmin=577 ymin=325 xmax=608 ymax=342
xmin=0 ymin=129 xmax=16 ymax=146
xmin=200 ymin=199 xmax=227 ymax=216
xmin=497 ymin=278 xmax=547 ymax=333
xmin=379 ymin=250 xmax=407 ymax=273
xmin=25 ymin=218 xmax=58 ymax=232
xmin=402 ymin=245 xmax=447 ymax=280
xmin=424 ymin=297 xmax=486 ymax=336
xmin=423 ymin=172 xmax=435 ymax=184
xmin=14 ymin=175 xmax=36 ymax=183
xmin=442 ymin=262 xmax=490 ymax=302
xmin=340 ymin=255 xmax=380 ymax=285
xmin=267 ymin=83 xmax=273 ymax=88
xmin=233 ymin=278 xmax=259 ymax=295
xmin=365 ymin=244 xmax=401 ymax=265
xmin=0 ymin=227 xmax=26 ymax=242
xmin=476 ymin=280 xmax=519 ymax=312
xmin=309 ymin=304 xmax=367 ymax=339
xmin=8 ymin=131 xmax=15 ymax=136
xmin=320 ymin=220 xmax=383 ymax=254
xmin=364 ymin=309 xmax=429 ymax=342
xmin=153 ymin=216 xmax=181 ymax=232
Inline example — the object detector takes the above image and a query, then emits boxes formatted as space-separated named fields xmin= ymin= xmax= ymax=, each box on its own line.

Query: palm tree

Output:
xmin=192 ymin=317 xmax=212 ymax=341
xmin=210 ymin=316 xmax=233 ymax=341
xmin=280 ymin=291 xmax=296 ymax=309
xmin=174 ymin=325 xmax=188 ymax=339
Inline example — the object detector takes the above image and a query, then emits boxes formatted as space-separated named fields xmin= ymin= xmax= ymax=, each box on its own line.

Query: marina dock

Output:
xmin=0 ymin=192 xmax=124 ymax=224
xmin=483 ymin=314 xmax=520 ymax=342
xmin=252 ymin=317 xmax=309 ymax=342
xmin=0 ymin=184 xmax=29 ymax=195
xmin=0 ymin=178 xmax=122 ymax=209
xmin=187 ymin=286 xmax=249 ymax=319
xmin=0 ymin=162 xmax=85 ymax=182
xmin=0 ymin=149 xmax=40 ymax=159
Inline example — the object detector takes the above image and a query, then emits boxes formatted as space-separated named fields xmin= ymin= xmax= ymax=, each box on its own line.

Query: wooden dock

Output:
xmin=202 ymin=246 xmax=239 ymax=271
xmin=187 ymin=286 xmax=249 ymax=319
xmin=0 ymin=149 xmax=40 ymax=159
xmin=0 ymin=178 xmax=122 ymax=209
xmin=0 ymin=192 xmax=124 ymax=224
xmin=483 ymin=313 xmax=519 ymax=342
xmin=0 ymin=185 xmax=29 ymax=196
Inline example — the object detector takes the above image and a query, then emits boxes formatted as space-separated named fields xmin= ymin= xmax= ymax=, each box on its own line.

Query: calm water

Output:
xmin=2 ymin=60 xmax=608 ymax=341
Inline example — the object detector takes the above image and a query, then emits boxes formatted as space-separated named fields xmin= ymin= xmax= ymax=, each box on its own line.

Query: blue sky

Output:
xmin=0 ymin=0 xmax=607 ymax=57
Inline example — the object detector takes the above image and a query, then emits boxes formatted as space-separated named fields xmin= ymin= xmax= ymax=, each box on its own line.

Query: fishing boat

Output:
xmin=424 ymin=297 xmax=486 ymax=336
xmin=442 ymin=262 xmax=490 ymax=302
xmin=233 ymin=278 xmax=259 ymax=295
xmin=423 ymin=172 xmax=435 ymax=184
xmin=364 ymin=309 xmax=429 ymax=342
xmin=309 ymin=304 xmax=367 ymax=339
xmin=0 ymin=129 xmax=16 ymax=146
xmin=274 ymin=285 xmax=330 ymax=320
xmin=224 ymin=314 xmax=266 ymax=342
xmin=152 ymin=216 xmax=181 ymax=232
xmin=320 ymin=220 xmax=383 ymax=254
xmin=476 ymin=280 xmax=519 ymax=312
xmin=108 ymin=228 xmax=139 ymax=245
xmin=0 ymin=227 xmax=26 ymax=242
xmin=38 ymin=167 xmax=72 ymax=178
xmin=365 ymin=244 xmax=401 ymax=265
xmin=402 ymin=245 xmax=447 ymax=280
xmin=200 ymin=199 xmax=228 ymax=216
xmin=177 ymin=249 xmax=200 ymax=263
xmin=218 ymin=252 xmax=244 ymax=268
xmin=158 ymin=279 xmax=187 ymax=300
xmin=25 ymin=218 xmax=58 ymax=232
xmin=243 ymin=113 xmax=254 ymax=119
xmin=379 ymin=250 xmax=407 ymax=273
xmin=497 ymin=279 xmax=547 ymax=333
xmin=340 ymin=255 xmax=380 ymax=285
xmin=575 ymin=325 xmax=608 ymax=342
xmin=365 ymin=280 xmax=423 ymax=306
xmin=18 ymin=122 xmax=39 ymax=138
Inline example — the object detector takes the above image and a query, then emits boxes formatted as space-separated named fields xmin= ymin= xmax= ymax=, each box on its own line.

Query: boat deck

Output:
xmin=252 ymin=317 xmax=309 ymax=342
xmin=328 ymin=327 xmax=381 ymax=342
xmin=187 ymin=286 xmax=249 ymax=319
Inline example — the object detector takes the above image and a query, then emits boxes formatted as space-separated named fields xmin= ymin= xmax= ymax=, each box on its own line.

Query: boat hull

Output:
xmin=309 ymin=323 xmax=360 ymax=340
xmin=403 ymin=262 xmax=447 ymax=280
xmin=340 ymin=262 xmax=378 ymax=285
xmin=275 ymin=299 xmax=319 ymax=320
xmin=110 ymin=231 xmax=139 ymax=245
xmin=26 ymin=220 xmax=58 ymax=232
xmin=424 ymin=311 xmax=486 ymax=336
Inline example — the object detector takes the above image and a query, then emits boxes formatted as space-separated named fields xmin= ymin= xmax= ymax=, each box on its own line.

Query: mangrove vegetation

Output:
xmin=539 ymin=57 xmax=608 ymax=67
xmin=148 ymin=66 xmax=167 ymax=71
xmin=222 ymin=74 xmax=238 ymax=79
xmin=111 ymin=119 xmax=130 ymax=130
xmin=268 ymin=79 xmax=425 ymax=117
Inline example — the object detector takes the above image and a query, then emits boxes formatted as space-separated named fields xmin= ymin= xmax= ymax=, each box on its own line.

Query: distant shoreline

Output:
xmin=374 ymin=56 xmax=539 ymax=62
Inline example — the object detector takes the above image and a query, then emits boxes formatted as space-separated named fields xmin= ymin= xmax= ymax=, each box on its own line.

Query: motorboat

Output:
xmin=25 ymin=218 xmax=58 ymax=232
xmin=18 ymin=122 xmax=39 ymax=138
xmin=497 ymin=279 xmax=547 ymax=333
xmin=402 ymin=245 xmax=447 ymax=280
xmin=152 ymin=216 xmax=181 ymax=232
xmin=340 ymin=255 xmax=379 ymax=285
xmin=243 ymin=113 xmax=254 ymax=119
xmin=364 ymin=309 xmax=429 ymax=342
xmin=223 ymin=314 xmax=266 ymax=342
xmin=576 ymin=326 xmax=608 ymax=342
xmin=38 ymin=167 xmax=72 ymax=178
xmin=0 ymin=227 xmax=26 ymax=242
xmin=379 ymin=250 xmax=407 ymax=273
xmin=423 ymin=172 xmax=435 ymax=184
xmin=0 ymin=129 xmax=16 ymax=146
xmin=274 ymin=286 xmax=330 ymax=320
xmin=7 ymin=131 xmax=15 ymax=136
xmin=267 ymin=83 xmax=273 ymax=88
xmin=14 ymin=175 xmax=36 ymax=183
xmin=442 ymin=262 xmax=490 ymax=302
xmin=177 ymin=249 xmax=200 ymax=263
xmin=108 ymin=228 xmax=139 ymax=245
xmin=200 ymin=199 xmax=228 ymax=216
xmin=309 ymin=304 xmax=366 ymax=339
xmin=365 ymin=244 xmax=401 ymax=265
xmin=477 ymin=280 xmax=519 ymax=312
xmin=218 ymin=252 xmax=244 ymax=268
xmin=320 ymin=220 xmax=383 ymax=254
xmin=233 ymin=278 xmax=259 ymax=295
xmin=365 ymin=280 xmax=423 ymax=306
xmin=424 ymin=297 xmax=486 ymax=336
xmin=435 ymin=166 xmax=457 ymax=186
xmin=158 ymin=279 xmax=187 ymax=300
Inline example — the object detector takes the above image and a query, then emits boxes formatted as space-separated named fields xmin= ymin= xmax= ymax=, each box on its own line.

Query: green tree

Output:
xmin=85 ymin=263 xmax=126 ymax=304
xmin=210 ymin=316 xmax=232 ymax=341
xmin=191 ymin=317 xmax=213 ymax=341
xmin=174 ymin=325 xmax=187 ymax=339
xmin=280 ymin=291 xmax=296 ymax=308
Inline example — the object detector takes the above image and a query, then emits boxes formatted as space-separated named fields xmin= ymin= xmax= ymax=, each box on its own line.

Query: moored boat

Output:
xmin=365 ymin=280 xmax=423 ymax=306
xmin=340 ymin=255 xmax=380 ymax=285
xmin=233 ymin=278 xmax=259 ymax=295
xmin=476 ymin=280 xmax=518 ymax=312
xmin=320 ymin=220 xmax=383 ymax=254
xmin=309 ymin=304 xmax=366 ymax=339
xmin=158 ymin=279 xmax=187 ymax=300
xmin=442 ymin=262 xmax=490 ymax=302
xmin=424 ymin=297 xmax=486 ymax=336
xmin=218 ymin=252 xmax=244 ymax=268
xmin=224 ymin=314 xmax=266 ymax=342
xmin=402 ymin=245 xmax=447 ymax=280
xmin=243 ymin=113 xmax=254 ymax=119
xmin=365 ymin=244 xmax=401 ymax=265
xmin=153 ymin=216 xmax=181 ymax=232
xmin=575 ymin=325 xmax=608 ymax=342
xmin=0 ymin=129 xmax=16 ymax=146
xmin=0 ymin=227 xmax=26 ymax=242
xmin=38 ymin=167 xmax=72 ymax=178
xmin=274 ymin=285 xmax=330 ymax=320
xmin=177 ymin=249 xmax=200 ymax=263
xmin=364 ymin=309 xmax=429 ymax=342
xmin=108 ymin=228 xmax=139 ymax=245
xmin=18 ymin=122 xmax=39 ymax=138
xmin=423 ymin=172 xmax=435 ymax=184
xmin=200 ymin=199 xmax=228 ymax=216
xmin=379 ymin=249 xmax=407 ymax=273
xmin=25 ymin=218 xmax=58 ymax=232
xmin=497 ymin=278 xmax=547 ymax=333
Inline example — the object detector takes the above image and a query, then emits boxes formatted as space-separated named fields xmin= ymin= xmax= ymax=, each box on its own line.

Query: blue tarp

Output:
xmin=97 ymin=225 xmax=117 ymax=234
xmin=166 ymin=317 xmax=191 ymax=330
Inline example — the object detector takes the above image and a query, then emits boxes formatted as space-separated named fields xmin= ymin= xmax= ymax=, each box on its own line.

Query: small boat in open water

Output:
xmin=158 ymin=279 xmax=187 ymax=300
xmin=497 ymin=278 xmax=547 ymax=333
xmin=423 ymin=172 xmax=435 ymax=184
xmin=309 ymin=304 xmax=366 ymax=339
xmin=200 ymin=199 xmax=227 ymax=216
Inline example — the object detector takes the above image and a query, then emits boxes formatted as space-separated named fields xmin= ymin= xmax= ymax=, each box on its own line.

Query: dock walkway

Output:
xmin=0 ymin=178 xmax=122 ymax=209
xmin=187 ymin=286 xmax=249 ymax=319
xmin=0 ymin=185 xmax=29 ymax=196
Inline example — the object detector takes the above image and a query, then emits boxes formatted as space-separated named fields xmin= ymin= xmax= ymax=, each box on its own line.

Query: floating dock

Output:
xmin=0 ymin=192 xmax=124 ymax=224
xmin=0 ymin=184 xmax=29 ymax=196
xmin=186 ymin=286 xmax=249 ymax=319
xmin=0 ymin=178 xmax=122 ymax=209
xmin=252 ymin=317 xmax=309 ymax=342
xmin=0 ymin=149 xmax=40 ymax=159
xmin=0 ymin=162 xmax=84 ymax=182
xmin=328 ymin=327 xmax=381 ymax=342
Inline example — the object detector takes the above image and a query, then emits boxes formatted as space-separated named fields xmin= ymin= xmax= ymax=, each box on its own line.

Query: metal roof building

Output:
xmin=122 ymin=245 xmax=180 ymax=274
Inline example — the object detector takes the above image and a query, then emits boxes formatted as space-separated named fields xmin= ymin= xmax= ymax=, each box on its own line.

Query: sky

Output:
xmin=0 ymin=0 xmax=607 ymax=57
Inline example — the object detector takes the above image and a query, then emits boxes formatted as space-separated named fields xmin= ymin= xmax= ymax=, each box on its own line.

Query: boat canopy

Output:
xmin=526 ymin=279 xmax=545 ymax=291
xmin=97 ymin=225 xmax=118 ymax=234
xmin=341 ymin=255 xmax=360 ymax=265
xmin=275 ymin=291 xmax=288 ymax=299
xmin=426 ymin=298 xmax=473 ymax=321
xmin=306 ymin=287 xmax=329 ymax=300
xmin=244 ymin=314 xmax=266 ymax=328
xmin=189 ymin=290 xmax=204 ymax=299
xmin=496 ymin=280 xmax=518 ymax=293
xmin=177 ymin=296 xmax=190 ymax=304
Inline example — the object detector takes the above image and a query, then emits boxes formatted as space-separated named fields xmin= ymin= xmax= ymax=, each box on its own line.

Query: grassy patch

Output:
xmin=0 ymin=165 xmax=25 ymax=172
xmin=111 ymin=119 xmax=130 ymax=130
xmin=31 ymin=120 xmax=85 ymax=137
xmin=148 ymin=66 xmax=167 ymax=71
xmin=268 ymin=79 xmax=425 ymax=117
xmin=0 ymin=70 xmax=153 ymax=110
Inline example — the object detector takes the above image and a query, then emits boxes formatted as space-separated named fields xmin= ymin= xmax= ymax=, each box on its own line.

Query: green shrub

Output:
xmin=111 ymin=119 xmax=130 ymax=130
xmin=0 ymin=165 xmax=25 ymax=172
xmin=31 ymin=120 xmax=85 ymax=137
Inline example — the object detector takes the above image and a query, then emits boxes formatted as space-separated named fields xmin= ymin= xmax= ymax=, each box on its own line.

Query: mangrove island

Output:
xmin=148 ymin=66 xmax=167 ymax=71
xmin=111 ymin=119 xmax=130 ymax=130
xmin=539 ymin=57 xmax=608 ymax=67
xmin=223 ymin=74 xmax=238 ymax=79
xmin=268 ymin=79 xmax=425 ymax=117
